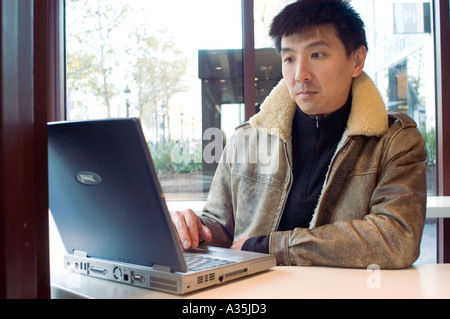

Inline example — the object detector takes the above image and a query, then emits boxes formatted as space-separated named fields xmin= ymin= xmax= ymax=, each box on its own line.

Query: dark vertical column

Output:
xmin=242 ymin=0 xmax=256 ymax=121
xmin=435 ymin=0 xmax=450 ymax=263
xmin=38 ymin=0 xmax=65 ymax=122
xmin=0 ymin=0 xmax=61 ymax=298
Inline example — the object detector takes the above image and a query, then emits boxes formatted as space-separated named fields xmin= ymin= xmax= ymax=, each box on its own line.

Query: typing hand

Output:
xmin=171 ymin=209 xmax=212 ymax=250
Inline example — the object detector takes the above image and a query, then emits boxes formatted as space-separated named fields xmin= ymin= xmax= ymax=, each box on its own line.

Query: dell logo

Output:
xmin=76 ymin=171 xmax=102 ymax=186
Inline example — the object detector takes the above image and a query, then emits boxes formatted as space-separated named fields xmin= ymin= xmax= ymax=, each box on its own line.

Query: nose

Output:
xmin=295 ymin=58 xmax=312 ymax=83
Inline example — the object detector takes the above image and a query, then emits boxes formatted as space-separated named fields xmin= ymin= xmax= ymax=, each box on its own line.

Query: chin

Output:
xmin=297 ymin=104 xmax=320 ymax=116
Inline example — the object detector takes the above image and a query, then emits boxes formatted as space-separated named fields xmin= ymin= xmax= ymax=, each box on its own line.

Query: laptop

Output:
xmin=48 ymin=118 xmax=276 ymax=295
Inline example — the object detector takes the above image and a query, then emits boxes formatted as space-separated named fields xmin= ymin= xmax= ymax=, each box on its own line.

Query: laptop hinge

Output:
xmin=153 ymin=264 xmax=171 ymax=272
xmin=74 ymin=250 xmax=87 ymax=258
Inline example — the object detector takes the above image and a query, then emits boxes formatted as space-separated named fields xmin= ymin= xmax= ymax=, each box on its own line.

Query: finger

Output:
xmin=171 ymin=210 xmax=192 ymax=249
xmin=183 ymin=210 xmax=201 ymax=248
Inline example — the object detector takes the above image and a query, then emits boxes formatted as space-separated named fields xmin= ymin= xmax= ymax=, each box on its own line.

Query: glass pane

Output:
xmin=352 ymin=0 xmax=437 ymax=196
xmin=254 ymin=0 xmax=296 ymax=49
xmin=253 ymin=0 xmax=296 ymax=112
xmin=66 ymin=0 xmax=243 ymax=201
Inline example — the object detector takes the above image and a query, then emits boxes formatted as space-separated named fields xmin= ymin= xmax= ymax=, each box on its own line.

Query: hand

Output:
xmin=171 ymin=209 xmax=212 ymax=250
xmin=230 ymin=236 xmax=250 ymax=250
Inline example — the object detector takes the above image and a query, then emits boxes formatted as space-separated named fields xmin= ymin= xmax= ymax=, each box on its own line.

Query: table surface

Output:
xmin=426 ymin=196 xmax=450 ymax=218
xmin=51 ymin=262 xmax=450 ymax=299
xmin=50 ymin=197 xmax=450 ymax=299
xmin=50 ymin=219 xmax=450 ymax=299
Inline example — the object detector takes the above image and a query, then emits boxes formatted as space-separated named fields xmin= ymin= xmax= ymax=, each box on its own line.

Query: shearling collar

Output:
xmin=249 ymin=72 xmax=388 ymax=143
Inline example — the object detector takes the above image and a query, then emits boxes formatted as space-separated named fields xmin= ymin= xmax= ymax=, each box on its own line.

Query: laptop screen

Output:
xmin=48 ymin=119 xmax=187 ymax=272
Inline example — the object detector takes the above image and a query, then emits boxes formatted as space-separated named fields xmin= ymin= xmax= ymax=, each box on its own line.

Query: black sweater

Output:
xmin=242 ymin=98 xmax=351 ymax=253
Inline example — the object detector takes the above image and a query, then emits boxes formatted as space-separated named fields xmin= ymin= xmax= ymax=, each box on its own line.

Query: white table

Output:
xmin=50 ymin=197 xmax=450 ymax=299
xmin=50 ymin=262 xmax=450 ymax=299
xmin=426 ymin=196 xmax=450 ymax=218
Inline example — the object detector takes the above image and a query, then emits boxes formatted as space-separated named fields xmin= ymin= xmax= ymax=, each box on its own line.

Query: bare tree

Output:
xmin=66 ymin=0 xmax=129 ymax=118
xmin=128 ymin=28 xmax=188 ymax=141
xmin=67 ymin=0 xmax=188 ymax=142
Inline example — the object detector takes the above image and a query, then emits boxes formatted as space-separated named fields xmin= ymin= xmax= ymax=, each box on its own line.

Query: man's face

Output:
xmin=281 ymin=24 xmax=366 ymax=117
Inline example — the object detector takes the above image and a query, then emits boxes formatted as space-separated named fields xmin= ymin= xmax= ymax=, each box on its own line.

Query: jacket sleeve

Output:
xmin=269 ymin=121 xmax=428 ymax=269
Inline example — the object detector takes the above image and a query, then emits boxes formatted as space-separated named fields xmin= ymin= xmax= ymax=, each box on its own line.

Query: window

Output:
xmin=66 ymin=0 xmax=243 ymax=201
xmin=252 ymin=0 xmax=295 ymax=113
xmin=352 ymin=0 xmax=436 ymax=195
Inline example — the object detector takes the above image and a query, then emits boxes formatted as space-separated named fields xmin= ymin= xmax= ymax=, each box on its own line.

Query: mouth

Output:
xmin=295 ymin=90 xmax=318 ymax=98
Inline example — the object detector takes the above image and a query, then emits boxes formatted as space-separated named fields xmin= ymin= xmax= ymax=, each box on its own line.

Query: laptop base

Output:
xmin=64 ymin=246 xmax=275 ymax=295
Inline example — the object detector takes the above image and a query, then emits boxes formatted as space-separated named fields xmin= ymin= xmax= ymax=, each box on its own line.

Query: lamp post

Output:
xmin=180 ymin=112 xmax=184 ymax=141
xmin=124 ymin=84 xmax=130 ymax=118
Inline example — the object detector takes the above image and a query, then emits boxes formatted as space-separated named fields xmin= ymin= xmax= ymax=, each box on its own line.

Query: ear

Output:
xmin=352 ymin=46 xmax=367 ymax=78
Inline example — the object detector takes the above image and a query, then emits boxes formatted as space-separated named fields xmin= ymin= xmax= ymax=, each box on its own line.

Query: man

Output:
xmin=171 ymin=0 xmax=427 ymax=269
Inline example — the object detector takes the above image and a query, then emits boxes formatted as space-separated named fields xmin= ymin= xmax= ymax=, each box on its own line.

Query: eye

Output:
xmin=311 ymin=52 xmax=325 ymax=59
xmin=283 ymin=56 xmax=295 ymax=63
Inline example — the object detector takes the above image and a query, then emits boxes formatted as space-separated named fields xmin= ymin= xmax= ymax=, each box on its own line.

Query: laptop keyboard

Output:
xmin=184 ymin=253 xmax=235 ymax=272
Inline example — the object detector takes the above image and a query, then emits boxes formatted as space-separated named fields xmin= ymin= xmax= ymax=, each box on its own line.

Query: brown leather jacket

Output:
xmin=200 ymin=72 xmax=428 ymax=269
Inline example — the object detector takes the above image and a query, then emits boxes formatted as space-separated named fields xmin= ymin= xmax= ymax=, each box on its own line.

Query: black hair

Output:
xmin=269 ymin=0 xmax=368 ymax=56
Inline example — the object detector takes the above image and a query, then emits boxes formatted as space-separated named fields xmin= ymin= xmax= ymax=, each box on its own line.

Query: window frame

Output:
xmin=434 ymin=0 xmax=450 ymax=263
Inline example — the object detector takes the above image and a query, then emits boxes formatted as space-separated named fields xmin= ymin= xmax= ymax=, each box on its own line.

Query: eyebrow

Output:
xmin=281 ymin=40 xmax=331 ymax=53
xmin=306 ymin=40 xmax=331 ymax=49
